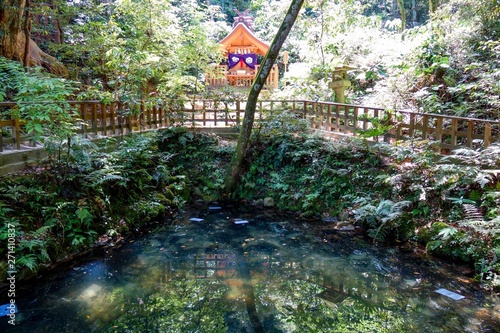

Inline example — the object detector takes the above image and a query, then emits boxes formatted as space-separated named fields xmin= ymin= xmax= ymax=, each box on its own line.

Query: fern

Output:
xmin=17 ymin=254 xmax=38 ymax=272
xmin=86 ymin=169 xmax=128 ymax=187
xmin=355 ymin=199 xmax=411 ymax=242
xmin=18 ymin=239 xmax=44 ymax=251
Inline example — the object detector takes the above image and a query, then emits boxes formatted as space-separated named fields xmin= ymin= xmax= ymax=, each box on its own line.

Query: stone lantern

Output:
xmin=329 ymin=65 xmax=356 ymax=103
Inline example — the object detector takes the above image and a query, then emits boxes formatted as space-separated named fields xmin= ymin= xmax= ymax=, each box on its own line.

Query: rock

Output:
xmin=338 ymin=209 xmax=349 ymax=221
xmin=193 ymin=199 xmax=207 ymax=210
xmin=322 ymin=215 xmax=338 ymax=223
xmin=336 ymin=221 xmax=355 ymax=231
xmin=263 ymin=197 xmax=275 ymax=207
xmin=251 ymin=199 xmax=264 ymax=208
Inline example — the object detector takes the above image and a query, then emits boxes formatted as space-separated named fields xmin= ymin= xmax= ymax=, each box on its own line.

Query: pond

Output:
xmin=1 ymin=207 xmax=499 ymax=332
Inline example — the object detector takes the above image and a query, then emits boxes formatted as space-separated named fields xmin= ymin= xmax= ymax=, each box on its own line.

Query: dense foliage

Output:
xmin=0 ymin=129 xmax=231 ymax=280
xmin=3 ymin=0 xmax=498 ymax=118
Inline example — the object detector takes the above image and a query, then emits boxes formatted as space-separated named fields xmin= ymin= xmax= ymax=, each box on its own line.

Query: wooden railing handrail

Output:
xmin=1 ymin=99 xmax=499 ymax=154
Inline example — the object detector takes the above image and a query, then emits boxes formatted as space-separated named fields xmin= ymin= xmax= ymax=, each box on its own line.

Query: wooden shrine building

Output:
xmin=206 ymin=10 xmax=279 ymax=89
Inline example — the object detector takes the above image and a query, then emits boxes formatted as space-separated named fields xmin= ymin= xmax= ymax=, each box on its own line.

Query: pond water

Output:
xmin=2 ymin=208 xmax=499 ymax=332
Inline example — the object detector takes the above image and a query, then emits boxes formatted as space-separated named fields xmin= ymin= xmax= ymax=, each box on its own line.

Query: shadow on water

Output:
xmin=1 ymin=206 xmax=500 ymax=332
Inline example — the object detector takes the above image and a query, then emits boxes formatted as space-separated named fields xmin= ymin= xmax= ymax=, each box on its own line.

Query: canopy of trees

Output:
xmin=1 ymin=0 xmax=499 ymax=119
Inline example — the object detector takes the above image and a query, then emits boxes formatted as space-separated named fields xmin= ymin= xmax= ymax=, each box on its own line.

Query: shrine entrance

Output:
xmin=206 ymin=10 xmax=279 ymax=89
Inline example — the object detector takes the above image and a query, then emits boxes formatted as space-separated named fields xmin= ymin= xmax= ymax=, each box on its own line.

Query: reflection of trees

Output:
xmin=108 ymin=279 xmax=232 ymax=332
xmin=105 ymin=221 xmax=472 ymax=332
xmin=107 ymin=246 xmax=420 ymax=332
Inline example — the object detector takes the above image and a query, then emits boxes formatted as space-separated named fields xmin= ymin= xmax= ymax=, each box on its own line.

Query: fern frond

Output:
xmin=17 ymin=254 xmax=38 ymax=271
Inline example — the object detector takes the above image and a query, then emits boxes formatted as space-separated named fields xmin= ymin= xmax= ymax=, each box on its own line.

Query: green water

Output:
xmin=2 ymin=209 xmax=499 ymax=332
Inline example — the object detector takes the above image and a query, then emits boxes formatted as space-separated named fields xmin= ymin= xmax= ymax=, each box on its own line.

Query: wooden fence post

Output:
xmin=484 ymin=123 xmax=492 ymax=148
xmin=467 ymin=120 xmax=474 ymax=148
xmin=451 ymin=118 xmax=458 ymax=150
xmin=100 ymin=103 xmax=106 ymax=135
xmin=422 ymin=115 xmax=429 ymax=140
xmin=13 ymin=118 xmax=21 ymax=150
xmin=327 ymin=104 xmax=332 ymax=131
xmin=383 ymin=112 xmax=391 ymax=143
xmin=80 ymin=103 xmax=87 ymax=138
xmin=435 ymin=117 xmax=443 ymax=152
xmin=110 ymin=102 xmax=116 ymax=135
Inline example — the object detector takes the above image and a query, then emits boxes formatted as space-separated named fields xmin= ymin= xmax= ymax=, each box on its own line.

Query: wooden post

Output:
xmin=202 ymin=105 xmax=206 ymax=126
xmin=362 ymin=108 xmax=368 ymax=131
xmin=236 ymin=101 xmax=241 ymax=125
xmin=127 ymin=108 xmax=134 ymax=133
xmin=224 ymin=102 xmax=229 ymax=127
xmin=146 ymin=103 xmax=152 ymax=129
xmin=91 ymin=103 xmax=98 ymax=135
xmin=335 ymin=104 xmax=340 ymax=131
xmin=422 ymin=115 xmax=428 ymax=140
xmin=81 ymin=103 xmax=87 ymax=138
xmin=467 ymin=120 xmax=474 ymax=148
xmin=327 ymin=104 xmax=332 ymax=131
xmin=212 ymin=102 xmax=216 ymax=127
xmin=451 ymin=118 xmax=458 ymax=150
xmin=353 ymin=106 xmax=359 ymax=136
xmin=484 ymin=123 xmax=492 ymax=148
xmin=13 ymin=118 xmax=21 ymax=150
xmin=109 ymin=103 xmax=115 ymax=134
xmin=140 ymin=102 xmax=145 ymax=132
xmin=435 ymin=117 xmax=443 ymax=151
xmin=343 ymin=105 xmax=348 ymax=134
xmin=312 ymin=102 xmax=318 ymax=129
xmin=100 ymin=103 xmax=106 ymax=135
xmin=396 ymin=121 xmax=402 ymax=141
xmin=408 ymin=113 xmax=415 ymax=138
xmin=384 ymin=112 xmax=392 ymax=143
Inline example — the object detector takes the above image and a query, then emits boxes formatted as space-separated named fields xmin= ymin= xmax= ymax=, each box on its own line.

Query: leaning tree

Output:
xmin=224 ymin=0 xmax=305 ymax=194
xmin=0 ymin=0 xmax=67 ymax=76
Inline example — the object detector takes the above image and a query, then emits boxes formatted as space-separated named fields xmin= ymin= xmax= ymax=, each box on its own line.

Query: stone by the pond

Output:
xmin=234 ymin=219 xmax=249 ymax=225
xmin=338 ymin=209 xmax=349 ymax=221
xmin=322 ymin=216 xmax=338 ymax=223
xmin=435 ymin=288 xmax=465 ymax=300
xmin=251 ymin=199 xmax=264 ymax=208
xmin=0 ymin=303 xmax=17 ymax=317
xmin=336 ymin=221 xmax=355 ymax=231
xmin=189 ymin=217 xmax=204 ymax=222
xmin=264 ymin=197 xmax=275 ymax=207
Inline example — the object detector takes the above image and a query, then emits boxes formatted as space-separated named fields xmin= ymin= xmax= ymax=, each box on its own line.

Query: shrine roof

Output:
xmin=219 ymin=23 xmax=269 ymax=56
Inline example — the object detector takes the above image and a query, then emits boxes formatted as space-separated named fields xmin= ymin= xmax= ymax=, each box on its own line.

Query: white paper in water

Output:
xmin=435 ymin=288 xmax=465 ymax=300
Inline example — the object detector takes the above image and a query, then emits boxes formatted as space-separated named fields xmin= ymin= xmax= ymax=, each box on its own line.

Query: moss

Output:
xmin=164 ymin=188 xmax=175 ymax=201
xmin=155 ymin=192 xmax=172 ymax=206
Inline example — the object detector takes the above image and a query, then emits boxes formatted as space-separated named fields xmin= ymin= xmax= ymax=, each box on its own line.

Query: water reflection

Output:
xmin=2 ymin=209 xmax=499 ymax=332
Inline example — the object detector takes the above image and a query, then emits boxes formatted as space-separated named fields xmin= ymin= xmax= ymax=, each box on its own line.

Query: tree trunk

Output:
xmin=224 ymin=0 xmax=305 ymax=195
xmin=411 ymin=0 xmax=417 ymax=27
xmin=0 ymin=0 xmax=68 ymax=76
xmin=396 ymin=0 xmax=406 ymax=31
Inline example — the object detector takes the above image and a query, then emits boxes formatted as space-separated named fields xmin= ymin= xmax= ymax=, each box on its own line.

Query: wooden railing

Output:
xmin=0 ymin=99 xmax=498 ymax=153
xmin=302 ymin=101 xmax=499 ymax=152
